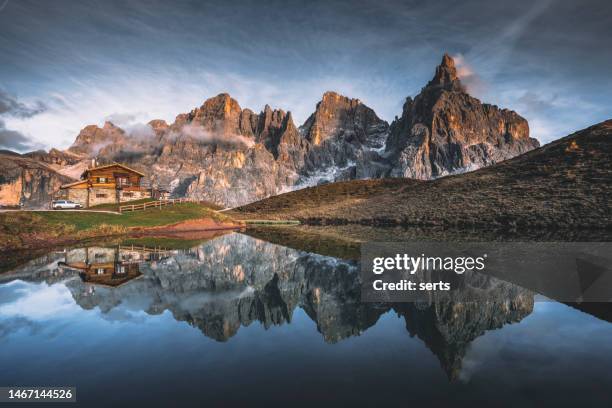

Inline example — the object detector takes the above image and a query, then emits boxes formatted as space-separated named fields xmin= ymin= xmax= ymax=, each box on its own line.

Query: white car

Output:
xmin=52 ymin=200 xmax=82 ymax=210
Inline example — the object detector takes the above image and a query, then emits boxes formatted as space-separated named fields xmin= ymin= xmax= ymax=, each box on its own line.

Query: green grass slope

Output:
xmin=0 ymin=203 xmax=236 ymax=251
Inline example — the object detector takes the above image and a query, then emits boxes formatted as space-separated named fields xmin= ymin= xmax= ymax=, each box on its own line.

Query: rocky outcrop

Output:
xmin=24 ymin=148 xmax=82 ymax=167
xmin=385 ymin=54 xmax=540 ymax=179
xmin=0 ymin=152 xmax=75 ymax=208
xmin=299 ymin=91 xmax=389 ymax=184
xmin=234 ymin=120 xmax=612 ymax=229
xmin=156 ymin=94 xmax=308 ymax=205
xmin=52 ymin=92 xmax=392 ymax=206
xmin=68 ymin=121 xmax=130 ymax=156
xmin=23 ymin=148 xmax=89 ymax=180
xmin=9 ymin=54 xmax=544 ymax=208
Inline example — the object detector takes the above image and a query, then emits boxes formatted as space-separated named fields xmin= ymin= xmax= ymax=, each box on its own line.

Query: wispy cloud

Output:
xmin=1 ymin=0 xmax=610 ymax=150
xmin=0 ymin=119 xmax=43 ymax=151
xmin=0 ymin=89 xmax=47 ymax=118
xmin=4 ymin=68 xmax=405 ymax=150
xmin=0 ymin=89 xmax=46 ymax=151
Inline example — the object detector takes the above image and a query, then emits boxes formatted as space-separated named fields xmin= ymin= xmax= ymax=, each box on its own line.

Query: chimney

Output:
xmin=90 ymin=157 xmax=97 ymax=168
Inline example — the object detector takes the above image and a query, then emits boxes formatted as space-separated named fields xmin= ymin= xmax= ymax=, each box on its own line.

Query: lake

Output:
xmin=1 ymin=230 xmax=612 ymax=407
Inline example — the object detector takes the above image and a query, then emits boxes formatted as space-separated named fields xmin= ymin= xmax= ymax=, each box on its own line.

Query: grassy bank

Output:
xmin=0 ymin=203 xmax=238 ymax=251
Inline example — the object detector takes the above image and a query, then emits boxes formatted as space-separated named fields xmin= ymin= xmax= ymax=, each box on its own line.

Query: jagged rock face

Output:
xmin=13 ymin=54 xmax=543 ymax=208
xmin=61 ymin=92 xmax=389 ymax=206
xmin=153 ymin=94 xmax=308 ymax=206
xmin=68 ymin=121 xmax=130 ymax=156
xmin=299 ymin=91 xmax=390 ymax=183
xmin=59 ymin=94 xmax=309 ymax=207
xmin=22 ymin=148 xmax=89 ymax=180
xmin=386 ymin=54 xmax=540 ymax=179
xmin=0 ymin=152 xmax=74 ymax=208
xmin=24 ymin=148 xmax=82 ymax=167
xmin=183 ymin=145 xmax=284 ymax=210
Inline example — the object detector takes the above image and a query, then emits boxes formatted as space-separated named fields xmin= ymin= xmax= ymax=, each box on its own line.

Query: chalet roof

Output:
xmin=82 ymin=163 xmax=145 ymax=177
xmin=60 ymin=179 xmax=88 ymax=189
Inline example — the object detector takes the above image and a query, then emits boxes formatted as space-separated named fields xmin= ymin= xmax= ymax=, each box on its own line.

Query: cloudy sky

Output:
xmin=0 ymin=0 xmax=610 ymax=152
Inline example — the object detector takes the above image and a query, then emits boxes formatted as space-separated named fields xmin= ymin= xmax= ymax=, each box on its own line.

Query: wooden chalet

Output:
xmin=58 ymin=163 xmax=151 ymax=208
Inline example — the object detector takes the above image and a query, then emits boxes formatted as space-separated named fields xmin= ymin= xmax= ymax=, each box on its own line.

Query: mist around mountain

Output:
xmin=0 ymin=54 xmax=543 ymax=208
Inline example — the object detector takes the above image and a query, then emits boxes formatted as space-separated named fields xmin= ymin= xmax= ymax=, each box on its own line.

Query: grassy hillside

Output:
xmin=0 ymin=203 xmax=237 ymax=251
xmin=232 ymin=120 xmax=612 ymax=229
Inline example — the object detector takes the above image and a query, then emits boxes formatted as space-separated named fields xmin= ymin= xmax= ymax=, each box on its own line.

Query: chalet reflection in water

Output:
xmin=0 ymin=233 xmax=550 ymax=381
xmin=59 ymin=245 xmax=172 ymax=288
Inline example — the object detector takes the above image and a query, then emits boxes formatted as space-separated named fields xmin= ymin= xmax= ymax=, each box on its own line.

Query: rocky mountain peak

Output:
xmin=30 ymin=54 xmax=545 ymax=209
xmin=181 ymin=93 xmax=249 ymax=138
xmin=148 ymin=119 xmax=168 ymax=130
xmin=386 ymin=53 xmax=539 ymax=179
xmin=426 ymin=53 xmax=464 ymax=92
xmin=68 ymin=121 xmax=127 ymax=155
xmin=301 ymin=91 xmax=384 ymax=146
xmin=296 ymin=91 xmax=390 ymax=182
xmin=320 ymin=91 xmax=361 ymax=108
xmin=285 ymin=111 xmax=295 ymax=127
xmin=102 ymin=121 xmax=119 ymax=129
xmin=193 ymin=93 xmax=242 ymax=121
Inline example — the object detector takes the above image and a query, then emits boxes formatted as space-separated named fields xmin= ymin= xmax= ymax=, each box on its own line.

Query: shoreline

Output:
xmin=0 ymin=224 xmax=243 ymax=253
xmin=0 ymin=216 xmax=244 ymax=253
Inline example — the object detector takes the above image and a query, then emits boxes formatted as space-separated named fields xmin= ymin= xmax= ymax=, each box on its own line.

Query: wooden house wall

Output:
xmin=86 ymin=166 xmax=142 ymax=187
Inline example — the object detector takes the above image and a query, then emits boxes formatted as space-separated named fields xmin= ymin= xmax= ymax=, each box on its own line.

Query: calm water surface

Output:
xmin=1 ymin=231 xmax=611 ymax=407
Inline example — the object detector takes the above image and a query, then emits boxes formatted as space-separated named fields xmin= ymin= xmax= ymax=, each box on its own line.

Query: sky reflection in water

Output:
xmin=1 ymin=232 xmax=612 ymax=407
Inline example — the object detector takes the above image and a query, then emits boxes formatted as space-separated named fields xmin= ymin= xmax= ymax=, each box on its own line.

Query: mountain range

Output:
xmin=233 ymin=120 xmax=612 ymax=229
xmin=0 ymin=54 xmax=540 ymax=208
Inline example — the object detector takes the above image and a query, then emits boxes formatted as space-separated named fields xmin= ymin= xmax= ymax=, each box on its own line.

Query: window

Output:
xmin=96 ymin=268 xmax=105 ymax=274
xmin=97 ymin=177 xmax=107 ymax=183
xmin=123 ymin=192 xmax=133 ymax=197
xmin=96 ymin=193 xmax=107 ymax=198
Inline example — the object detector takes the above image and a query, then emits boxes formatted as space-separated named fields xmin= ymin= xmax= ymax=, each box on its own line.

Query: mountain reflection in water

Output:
xmin=1 ymin=232 xmax=537 ymax=380
xmin=2 ymin=231 xmax=612 ymax=407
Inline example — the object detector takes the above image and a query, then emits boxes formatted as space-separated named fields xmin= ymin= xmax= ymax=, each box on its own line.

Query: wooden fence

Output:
xmin=118 ymin=197 xmax=198 ymax=213
xmin=118 ymin=244 xmax=173 ymax=254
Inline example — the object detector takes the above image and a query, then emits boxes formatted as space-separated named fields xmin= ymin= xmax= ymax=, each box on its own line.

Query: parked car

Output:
xmin=52 ymin=200 xmax=82 ymax=210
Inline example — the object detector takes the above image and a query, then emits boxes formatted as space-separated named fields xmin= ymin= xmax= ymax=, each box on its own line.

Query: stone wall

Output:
xmin=66 ymin=188 xmax=88 ymax=208
xmin=62 ymin=187 xmax=150 ymax=207
xmin=87 ymin=188 xmax=117 ymax=207
xmin=119 ymin=189 xmax=151 ymax=202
